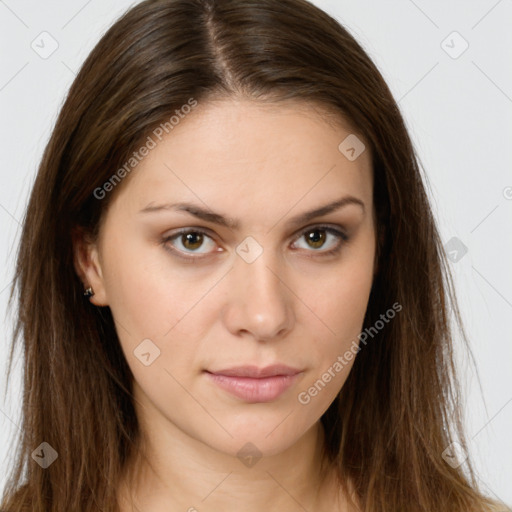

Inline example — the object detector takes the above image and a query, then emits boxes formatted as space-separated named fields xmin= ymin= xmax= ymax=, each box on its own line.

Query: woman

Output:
xmin=1 ymin=0 xmax=507 ymax=510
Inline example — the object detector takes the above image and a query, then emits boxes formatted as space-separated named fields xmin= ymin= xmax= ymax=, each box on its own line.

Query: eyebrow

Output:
xmin=139 ymin=196 xmax=365 ymax=230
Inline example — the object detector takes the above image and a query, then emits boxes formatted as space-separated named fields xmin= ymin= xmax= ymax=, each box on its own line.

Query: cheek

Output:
xmin=100 ymin=230 xmax=213 ymax=338
xmin=99 ymin=233 xmax=232 ymax=395
xmin=323 ymin=271 xmax=372 ymax=338
xmin=300 ymin=244 xmax=374 ymax=388
xmin=309 ymin=252 xmax=374 ymax=341
xmin=294 ymin=268 xmax=372 ymax=414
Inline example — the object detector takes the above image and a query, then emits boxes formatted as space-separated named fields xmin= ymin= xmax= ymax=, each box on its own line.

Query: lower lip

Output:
xmin=205 ymin=372 xmax=301 ymax=402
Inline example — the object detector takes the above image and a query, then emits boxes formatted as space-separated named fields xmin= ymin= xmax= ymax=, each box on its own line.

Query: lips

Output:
xmin=204 ymin=364 xmax=303 ymax=402
xmin=208 ymin=364 xmax=302 ymax=378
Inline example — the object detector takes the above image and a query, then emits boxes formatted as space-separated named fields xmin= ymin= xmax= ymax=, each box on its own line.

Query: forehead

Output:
xmin=107 ymin=98 xmax=373 ymax=222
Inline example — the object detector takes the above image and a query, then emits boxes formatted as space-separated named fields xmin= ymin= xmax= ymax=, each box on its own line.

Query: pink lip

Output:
xmin=205 ymin=365 xmax=303 ymax=402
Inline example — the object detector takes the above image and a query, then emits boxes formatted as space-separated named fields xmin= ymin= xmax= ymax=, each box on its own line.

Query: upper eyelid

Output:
xmin=164 ymin=223 xmax=347 ymax=250
xmin=166 ymin=223 xmax=346 ymax=240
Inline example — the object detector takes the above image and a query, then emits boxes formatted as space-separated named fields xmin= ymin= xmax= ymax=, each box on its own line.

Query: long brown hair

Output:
xmin=1 ymin=0 xmax=504 ymax=510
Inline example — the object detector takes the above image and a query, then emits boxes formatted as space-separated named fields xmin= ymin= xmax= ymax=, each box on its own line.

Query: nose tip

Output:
xmin=247 ymin=311 xmax=290 ymax=341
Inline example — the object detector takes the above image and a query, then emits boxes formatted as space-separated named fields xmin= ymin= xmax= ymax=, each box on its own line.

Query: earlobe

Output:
xmin=71 ymin=228 xmax=109 ymax=306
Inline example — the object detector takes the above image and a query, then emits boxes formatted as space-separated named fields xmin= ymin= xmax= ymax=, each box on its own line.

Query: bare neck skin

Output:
xmin=118 ymin=394 xmax=351 ymax=512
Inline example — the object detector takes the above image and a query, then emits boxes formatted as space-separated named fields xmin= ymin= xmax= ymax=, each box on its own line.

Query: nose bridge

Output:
xmin=223 ymin=237 xmax=294 ymax=339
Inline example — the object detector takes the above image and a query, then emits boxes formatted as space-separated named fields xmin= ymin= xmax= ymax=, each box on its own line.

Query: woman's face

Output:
xmin=81 ymin=98 xmax=377 ymax=459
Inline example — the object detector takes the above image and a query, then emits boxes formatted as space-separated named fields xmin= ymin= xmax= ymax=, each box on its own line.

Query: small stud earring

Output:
xmin=83 ymin=287 xmax=94 ymax=298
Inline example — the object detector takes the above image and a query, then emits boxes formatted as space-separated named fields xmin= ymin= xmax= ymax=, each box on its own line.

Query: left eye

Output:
xmin=162 ymin=225 xmax=347 ymax=258
xmin=291 ymin=226 xmax=347 ymax=252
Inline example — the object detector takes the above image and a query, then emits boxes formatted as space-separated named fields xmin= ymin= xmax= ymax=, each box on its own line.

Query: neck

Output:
xmin=118 ymin=402 xmax=346 ymax=511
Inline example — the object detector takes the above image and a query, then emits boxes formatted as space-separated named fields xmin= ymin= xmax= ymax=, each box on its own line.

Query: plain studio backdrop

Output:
xmin=0 ymin=0 xmax=511 ymax=505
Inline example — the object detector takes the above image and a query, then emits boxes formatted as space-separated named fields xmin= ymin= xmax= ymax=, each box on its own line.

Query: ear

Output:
xmin=71 ymin=227 xmax=109 ymax=306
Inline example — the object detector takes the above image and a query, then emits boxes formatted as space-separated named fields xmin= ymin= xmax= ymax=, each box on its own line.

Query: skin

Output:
xmin=74 ymin=97 xmax=376 ymax=512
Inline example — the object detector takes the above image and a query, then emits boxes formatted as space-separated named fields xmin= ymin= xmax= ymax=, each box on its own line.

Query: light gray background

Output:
xmin=0 ymin=0 xmax=511 ymax=505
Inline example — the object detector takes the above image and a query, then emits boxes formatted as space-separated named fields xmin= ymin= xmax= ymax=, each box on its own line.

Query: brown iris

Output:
xmin=305 ymin=229 xmax=326 ymax=249
xmin=182 ymin=232 xmax=204 ymax=250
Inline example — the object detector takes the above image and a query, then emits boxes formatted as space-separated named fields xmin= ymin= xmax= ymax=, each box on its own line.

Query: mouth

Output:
xmin=204 ymin=364 xmax=303 ymax=403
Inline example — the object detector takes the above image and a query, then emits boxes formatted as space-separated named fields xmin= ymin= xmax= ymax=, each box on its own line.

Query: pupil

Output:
xmin=307 ymin=230 xmax=325 ymax=248
xmin=183 ymin=232 xmax=203 ymax=250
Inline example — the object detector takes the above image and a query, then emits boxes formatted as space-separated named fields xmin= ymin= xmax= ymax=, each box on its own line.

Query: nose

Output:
xmin=221 ymin=248 xmax=295 ymax=342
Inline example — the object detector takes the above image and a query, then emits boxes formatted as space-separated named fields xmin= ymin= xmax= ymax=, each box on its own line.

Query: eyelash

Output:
xmin=161 ymin=224 xmax=349 ymax=262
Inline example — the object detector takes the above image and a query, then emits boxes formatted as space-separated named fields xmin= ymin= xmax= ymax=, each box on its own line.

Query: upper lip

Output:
xmin=206 ymin=364 xmax=302 ymax=378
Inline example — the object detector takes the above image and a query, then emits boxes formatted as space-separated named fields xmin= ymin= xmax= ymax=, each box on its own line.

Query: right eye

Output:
xmin=161 ymin=229 xmax=221 ymax=259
